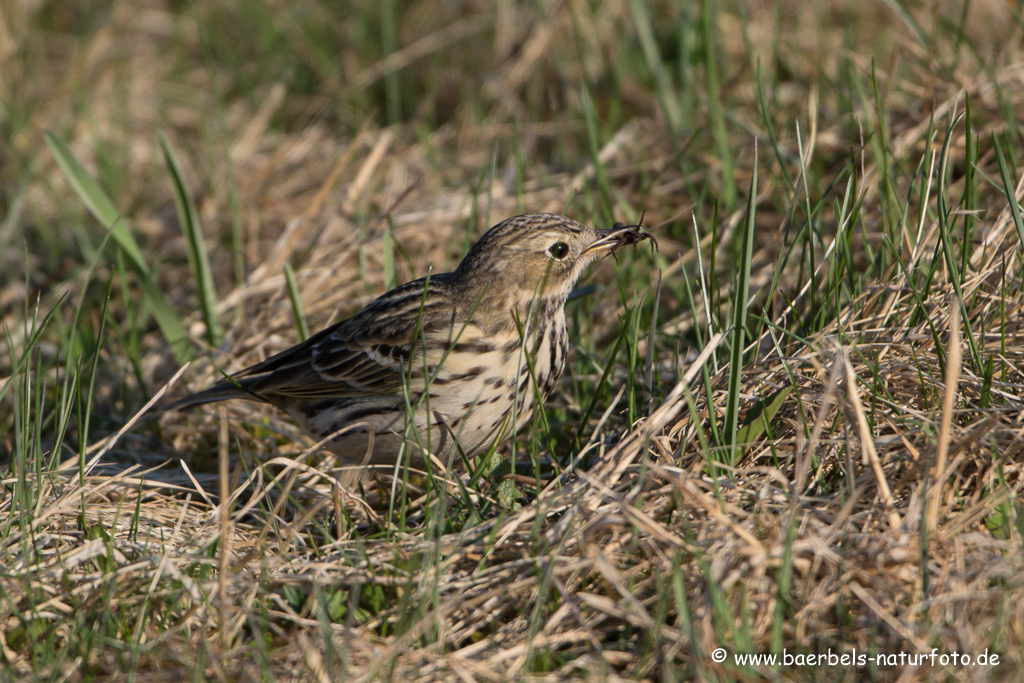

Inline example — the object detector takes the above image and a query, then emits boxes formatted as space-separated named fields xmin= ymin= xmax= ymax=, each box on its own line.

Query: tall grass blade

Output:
xmin=283 ymin=262 xmax=310 ymax=342
xmin=580 ymin=85 xmax=614 ymax=223
xmin=628 ymin=0 xmax=683 ymax=137
xmin=935 ymin=114 xmax=980 ymax=369
xmin=722 ymin=139 xmax=757 ymax=465
xmin=160 ymin=132 xmax=224 ymax=348
xmin=700 ymin=0 xmax=735 ymax=209
xmin=992 ymin=133 xmax=1024 ymax=253
xmin=0 ymin=293 xmax=67 ymax=406
xmin=44 ymin=131 xmax=193 ymax=362
xmin=382 ymin=216 xmax=396 ymax=291
xmin=880 ymin=0 xmax=930 ymax=51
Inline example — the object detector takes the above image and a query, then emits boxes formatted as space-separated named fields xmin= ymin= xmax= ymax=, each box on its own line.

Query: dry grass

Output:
xmin=3 ymin=0 xmax=1024 ymax=680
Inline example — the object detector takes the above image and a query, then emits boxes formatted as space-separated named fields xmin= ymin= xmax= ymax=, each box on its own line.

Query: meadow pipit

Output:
xmin=175 ymin=213 xmax=654 ymax=476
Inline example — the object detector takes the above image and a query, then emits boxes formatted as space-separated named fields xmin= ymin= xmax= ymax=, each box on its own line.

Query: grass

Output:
xmin=2 ymin=0 xmax=1024 ymax=680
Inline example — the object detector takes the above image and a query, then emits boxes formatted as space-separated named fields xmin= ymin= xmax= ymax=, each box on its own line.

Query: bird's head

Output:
xmin=454 ymin=213 xmax=642 ymax=315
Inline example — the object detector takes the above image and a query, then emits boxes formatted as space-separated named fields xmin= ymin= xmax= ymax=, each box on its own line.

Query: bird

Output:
xmin=173 ymin=213 xmax=653 ymax=479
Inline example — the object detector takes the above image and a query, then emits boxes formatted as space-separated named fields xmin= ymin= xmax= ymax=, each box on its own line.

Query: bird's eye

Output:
xmin=548 ymin=242 xmax=570 ymax=260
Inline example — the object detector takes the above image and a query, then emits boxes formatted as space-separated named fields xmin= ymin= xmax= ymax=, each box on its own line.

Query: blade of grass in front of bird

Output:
xmin=509 ymin=273 xmax=557 ymax=482
xmin=394 ymin=270 xmax=493 ymax=526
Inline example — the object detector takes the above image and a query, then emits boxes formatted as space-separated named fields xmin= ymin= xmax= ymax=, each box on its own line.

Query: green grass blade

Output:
xmin=159 ymin=132 xmax=224 ymax=348
xmin=44 ymin=132 xmax=144 ymax=268
xmin=44 ymin=131 xmax=193 ymax=362
xmin=0 ymin=293 xmax=68 ymax=406
xmin=580 ymin=85 xmax=614 ymax=224
xmin=383 ymin=216 xmax=396 ymax=291
xmin=283 ymin=262 xmax=310 ymax=342
xmin=935 ymin=113 xmax=981 ymax=369
xmin=992 ymin=132 xmax=1024 ymax=253
xmin=734 ymin=386 xmax=791 ymax=454
xmin=627 ymin=0 xmax=683 ymax=137
xmin=722 ymin=139 xmax=758 ymax=465
xmin=573 ymin=328 xmax=628 ymax=451
xmin=755 ymin=61 xmax=793 ymax=191
xmin=700 ymin=0 xmax=735 ymax=210
xmin=880 ymin=0 xmax=930 ymax=51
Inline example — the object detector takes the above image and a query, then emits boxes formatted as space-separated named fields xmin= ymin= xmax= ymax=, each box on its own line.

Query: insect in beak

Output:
xmin=583 ymin=211 xmax=658 ymax=261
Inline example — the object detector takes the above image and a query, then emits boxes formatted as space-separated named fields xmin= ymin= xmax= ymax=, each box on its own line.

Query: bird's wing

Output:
xmin=232 ymin=275 xmax=464 ymax=401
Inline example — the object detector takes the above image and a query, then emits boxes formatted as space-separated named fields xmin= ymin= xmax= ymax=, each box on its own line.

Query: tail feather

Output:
xmin=170 ymin=377 xmax=266 ymax=410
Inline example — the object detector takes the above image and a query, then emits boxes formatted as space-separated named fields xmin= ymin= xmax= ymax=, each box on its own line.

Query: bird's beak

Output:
xmin=582 ymin=226 xmax=633 ymax=257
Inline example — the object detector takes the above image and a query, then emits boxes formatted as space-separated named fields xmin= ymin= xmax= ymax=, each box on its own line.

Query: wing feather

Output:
xmin=210 ymin=275 xmax=462 ymax=403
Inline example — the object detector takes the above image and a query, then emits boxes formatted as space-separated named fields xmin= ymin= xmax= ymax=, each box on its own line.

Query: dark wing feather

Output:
xmin=173 ymin=274 xmax=461 ymax=408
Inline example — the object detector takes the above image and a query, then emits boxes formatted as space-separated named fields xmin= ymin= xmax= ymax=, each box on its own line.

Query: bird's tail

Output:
xmin=169 ymin=377 xmax=265 ymax=410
